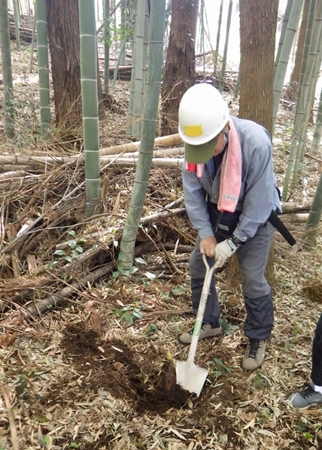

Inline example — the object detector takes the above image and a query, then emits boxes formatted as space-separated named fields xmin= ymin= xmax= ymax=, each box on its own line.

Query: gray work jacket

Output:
xmin=182 ymin=115 xmax=281 ymax=242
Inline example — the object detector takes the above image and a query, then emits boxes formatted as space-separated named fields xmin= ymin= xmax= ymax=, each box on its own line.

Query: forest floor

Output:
xmin=0 ymin=42 xmax=322 ymax=450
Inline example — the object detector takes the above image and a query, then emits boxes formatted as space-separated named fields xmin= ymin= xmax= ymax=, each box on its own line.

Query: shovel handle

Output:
xmin=187 ymin=254 xmax=216 ymax=364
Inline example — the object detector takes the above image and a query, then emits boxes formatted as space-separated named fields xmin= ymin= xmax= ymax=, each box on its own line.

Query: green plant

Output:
xmin=263 ymin=409 xmax=271 ymax=418
xmin=212 ymin=357 xmax=234 ymax=379
xmin=135 ymin=256 xmax=147 ymax=265
xmin=303 ymin=432 xmax=314 ymax=441
xmin=291 ymin=322 xmax=300 ymax=335
xmin=144 ymin=271 xmax=156 ymax=281
xmin=253 ymin=372 xmax=264 ymax=389
xmin=70 ymin=443 xmax=80 ymax=449
xmin=15 ymin=374 xmax=28 ymax=397
xmin=219 ymin=317 xmax=239 ymax=335
xmin=113 ymin=304 xmax=142 ymax=325
xmin=42 ymin=436 xmax=51 ymax=446
xmin=49 ymin=230 xmax=85 ymax=267
xmin=100 ymin=18 xmax=134 ymax=46
xmin=14 ymin=370 xmax=50 ymax=400
xmin=112 ymin=263 xmax=138 ymax=279
xmin=148 ymin=324 xmax=158 ymax=333
xmin=172 ymin=285 xmax=186 ymax=296
xmin=297 ymin=419 xmax=307 ymax=431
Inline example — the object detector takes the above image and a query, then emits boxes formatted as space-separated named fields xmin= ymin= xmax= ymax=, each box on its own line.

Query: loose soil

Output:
xmin=49 ymin=322 xmax=247 ymax=449
xmin=57 ymin=323 xmax=191 ymax=415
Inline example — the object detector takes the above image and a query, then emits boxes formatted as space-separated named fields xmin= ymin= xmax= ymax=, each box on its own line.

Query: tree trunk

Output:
xmin=232 ymin=0 xmax=278 ymax=284
xmin=239 ymin=0 xmax=278 ymax=137
xmin=46 ymin=0 xmax=82 ymax=130
xmin=160 ymin=0 xmax=199 ymax=136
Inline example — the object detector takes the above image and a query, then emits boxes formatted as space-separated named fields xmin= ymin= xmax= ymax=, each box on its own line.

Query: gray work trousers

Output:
xmin=311 ymin=313 xmax=322 ymax=386
xmin=189 ymin=221 xmax=275 ymax=340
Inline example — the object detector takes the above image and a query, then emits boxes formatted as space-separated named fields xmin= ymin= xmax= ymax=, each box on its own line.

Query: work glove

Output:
xmin=214 ymin=238 xmax=239 ymax=269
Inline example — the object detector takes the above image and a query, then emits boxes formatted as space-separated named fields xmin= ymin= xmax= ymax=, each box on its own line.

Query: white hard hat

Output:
xmin=178 ymin=83 xmax=229 ymax=163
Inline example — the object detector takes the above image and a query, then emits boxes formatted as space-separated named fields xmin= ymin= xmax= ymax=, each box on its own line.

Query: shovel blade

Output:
xmin=175 ymin=360 xmax=208 ymax=397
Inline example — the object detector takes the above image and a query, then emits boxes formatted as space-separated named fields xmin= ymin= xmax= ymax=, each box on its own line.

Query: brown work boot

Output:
xmin=179 ymin=323 xmax=222 ymax=345
xmin=242 ymin=339 xmax=266 ymax=370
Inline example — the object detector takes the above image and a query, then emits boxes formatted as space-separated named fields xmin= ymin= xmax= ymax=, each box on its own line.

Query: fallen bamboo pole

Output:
xmin=99 ymin=133 xmax=183 ymax=156
xmin=0 ymin=156 xmax=184 ymax=173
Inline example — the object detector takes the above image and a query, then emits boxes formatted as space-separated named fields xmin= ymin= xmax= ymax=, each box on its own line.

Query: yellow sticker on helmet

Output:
xmin=184 ymin=125 xmax=203 ymax=137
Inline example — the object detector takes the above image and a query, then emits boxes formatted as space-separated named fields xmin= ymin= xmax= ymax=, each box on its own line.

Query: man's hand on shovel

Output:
xmin=200 ymin=236 xmax=217 ymax=258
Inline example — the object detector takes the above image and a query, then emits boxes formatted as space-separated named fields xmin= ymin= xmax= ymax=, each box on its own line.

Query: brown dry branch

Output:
xmin=23 ymin=240 xmax=161 ymax=318
xmin=0 ymin=174 xmax=85 ymax=256
xmin=0 ymin=368 xmax=19 ymax=450
xmin=281 ymin=203 xmax=311 ymax=213
xmin=138 ymin=308 xmax=191 ymax=321
xmin=19 ymin=215 xmax=69 ymax=258
xmin=282 ymin=213 xmax=310 ymax=223
xmin=95 ymin=0 xmax=122 ymax=35
xmin=52 ymin=202 xmax=185 ymax=252
xmin=302 ymin=280 xmax=322 ymax=302
xmin=0 ymin=189 xmax=187 ymax=319
xmin=25 ymin=262 xmax=114 ymax=317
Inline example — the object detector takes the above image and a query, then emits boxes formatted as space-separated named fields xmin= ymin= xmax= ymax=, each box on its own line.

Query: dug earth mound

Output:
xmin=52 ymin=323 xmax=192 ymax=414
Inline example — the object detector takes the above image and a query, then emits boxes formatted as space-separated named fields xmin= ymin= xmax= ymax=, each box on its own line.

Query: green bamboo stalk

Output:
xmin=12 ymin=0 xmax=20 ymax=50
xmin=220 ymin=0 xmax=233 ymax=93
xmin=199 ymin=0 xmax=205 ymax=74
xmin=311 ymin=86 xmax=322 ymax=154
xmin=27 ymin=0 xmax=32 ymax=24
xmin=291 ymin=2 xmax=322 ymax=185
xmin=112 ymin=7 xmax=135 ymax=87
xmin=274 ymin=0 xmax=293 ymax=71
xmin=0 ymin=0 xmax=15 ymax=138
xmin=295 ymin=0 xmax=317 ymax=118
xmin=79 ymin=0 xmax=101 ymax=216
xmin=103 ymin=0 xmax=110 ymax=94
xmin=282 ymin=0 xmax=319 ymax=200
xmin=126 ymin=0 xmax=149 ymax=138
xmin=214 ymin=0 xmax=223 ymax=78
xmin=35 ymin=0 xmax=51 ymax=136
xmin=119 ymin=0 xmax=126 ymax=65
xmin=118 ymin=0 xmax=166 ymax=273
xmin=29 ymin=0 xmax=36 ymax=72
xmin=305 ymin=172 xmax=322 ymax=246
xmin=272 ymin=0 xmax=302 ymax=130
xmin=298 ymin=26 xmax=322 ymax=161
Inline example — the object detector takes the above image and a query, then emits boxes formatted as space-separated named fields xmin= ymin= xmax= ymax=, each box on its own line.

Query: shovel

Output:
xmin=176 ymin=254 xmax=216 ymax=396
